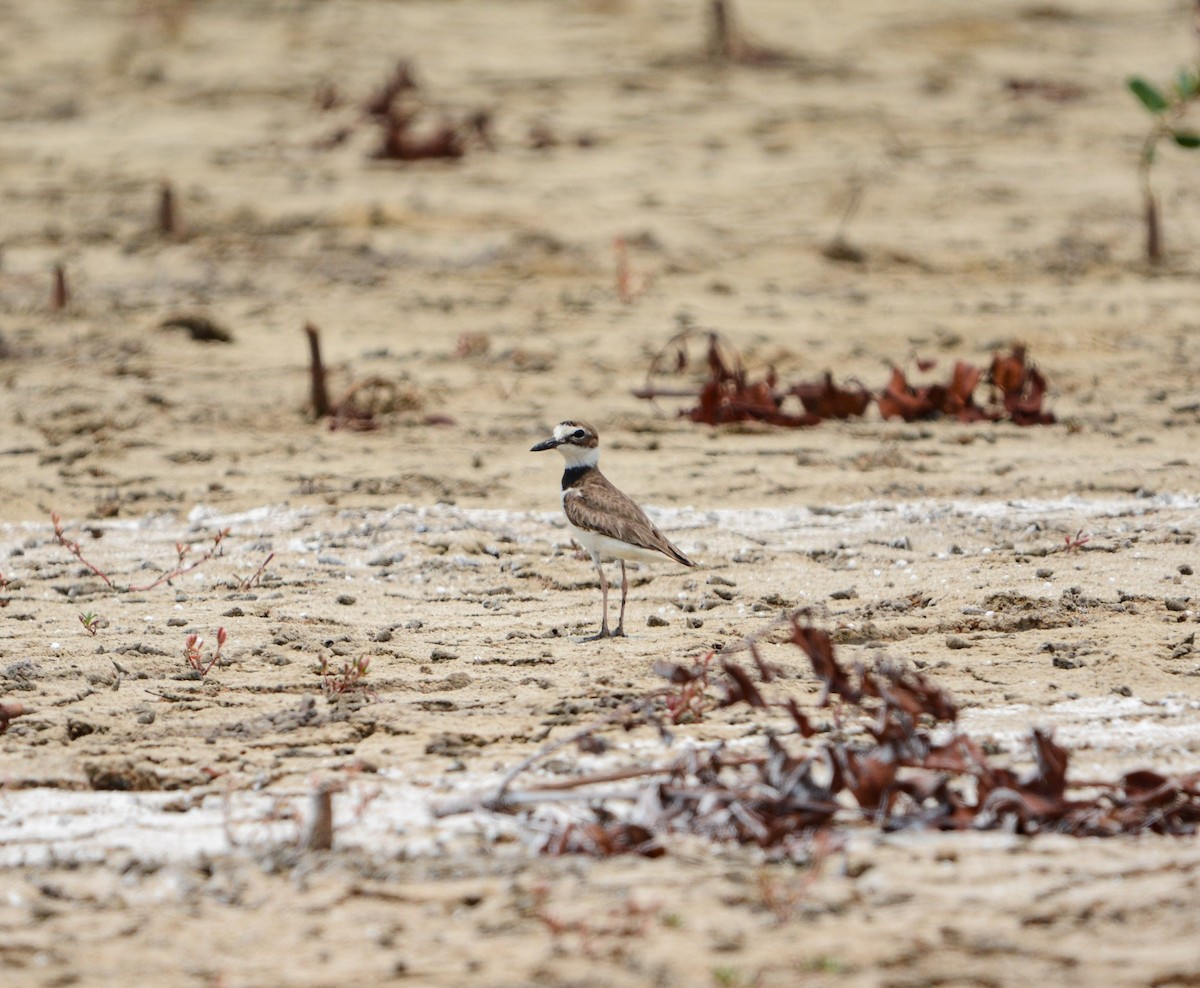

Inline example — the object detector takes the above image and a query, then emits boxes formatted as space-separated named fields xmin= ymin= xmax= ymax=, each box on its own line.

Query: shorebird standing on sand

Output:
xmin=531 ymin=420 xmax=695 ymax=639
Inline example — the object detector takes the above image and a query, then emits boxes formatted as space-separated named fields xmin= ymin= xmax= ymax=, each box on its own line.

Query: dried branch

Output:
xmin=51 ymin=513 xmax=229 ymax=593
xmin=51 ymin=263 xmax=69 ymax=311
xmin=128 ymin=530 xmax=229 ymax=592
xmin=236 ymin=551 xmax=275 ymax=590
xmin=305 ymin=322 xmax=331 ymax=418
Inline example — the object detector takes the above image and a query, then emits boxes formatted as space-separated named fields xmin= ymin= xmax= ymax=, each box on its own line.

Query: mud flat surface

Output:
xmin=2 ymin=2 xmax=1200 ymax=986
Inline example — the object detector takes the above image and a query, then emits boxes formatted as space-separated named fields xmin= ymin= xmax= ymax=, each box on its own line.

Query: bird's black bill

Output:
xmin=530 ymin=438 xmax=560 ymax=452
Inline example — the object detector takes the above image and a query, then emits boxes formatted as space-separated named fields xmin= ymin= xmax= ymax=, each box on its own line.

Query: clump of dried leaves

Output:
xmin=878 ymin=345 xmax=1054 ymax=425
xmin=450 ymin=619 xmax=1199 ymax=858
xmin=314 ymin=58 xmax=490 ymax=161
xmin=304 ymin=322 xmax=424 ymax=431
xmin=636 ymin=330 xmax=1055 ymax=427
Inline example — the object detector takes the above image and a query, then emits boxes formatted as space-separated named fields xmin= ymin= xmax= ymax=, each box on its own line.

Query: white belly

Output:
xmin=566 ymin=521 xmax=672 ymax=565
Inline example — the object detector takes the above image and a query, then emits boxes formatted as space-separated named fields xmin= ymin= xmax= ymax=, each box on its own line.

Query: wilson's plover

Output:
xmin=531 ymin=420 xmax=695 ymax=638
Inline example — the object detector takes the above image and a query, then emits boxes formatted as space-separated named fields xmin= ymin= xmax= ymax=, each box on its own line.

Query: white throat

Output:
xmin=558 ymin=444 xmax=599 ymax=469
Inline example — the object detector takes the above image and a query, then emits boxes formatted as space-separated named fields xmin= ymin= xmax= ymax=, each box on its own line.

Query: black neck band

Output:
xmin=561 ymin=465 xmax=591 ymax=490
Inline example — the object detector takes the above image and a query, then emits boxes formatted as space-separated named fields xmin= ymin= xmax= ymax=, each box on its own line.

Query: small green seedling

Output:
xmin=1127 ymin=68 xmax=1200 ymax=262
xmin=78 ymin=611 xmax=105 ymax=636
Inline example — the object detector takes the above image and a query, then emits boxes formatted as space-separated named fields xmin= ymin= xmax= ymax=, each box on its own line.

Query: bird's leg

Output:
xmin=614 ymin=560 xmax=629 ymax=637
xmin=582 ymin=554 xmax=611 ymax=641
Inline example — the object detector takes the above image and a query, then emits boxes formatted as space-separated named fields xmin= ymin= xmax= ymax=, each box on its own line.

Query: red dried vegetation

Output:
xmin=990 ymin=345 xmax=1057 ymax=426
xmin=635 ymin=330 xmax=1055 ymax=427
xmin=445 ymin=619 xmax=1200 ymax=857
xmin=365 ymin=60 xmax=468 ymax=161
xmin=637 ymin=330 xmax=819 ymax=427
xmin=313 ymin=58 xmax=489 ymax=161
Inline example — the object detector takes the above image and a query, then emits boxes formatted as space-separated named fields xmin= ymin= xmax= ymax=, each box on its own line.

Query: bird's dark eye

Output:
xmin=573 ymin=429 xmax=585 ymax=439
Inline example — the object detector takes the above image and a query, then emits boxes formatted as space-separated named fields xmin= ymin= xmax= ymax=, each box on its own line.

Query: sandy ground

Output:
xmin=2 ymin=0 xmax=1200 ymax=985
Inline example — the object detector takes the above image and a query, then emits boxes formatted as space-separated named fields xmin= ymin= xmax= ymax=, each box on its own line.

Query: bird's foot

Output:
xmin=581 ymin=626 xmax=612 ymax=642
xmin=581 ymin=628 xmax=626 ymax=641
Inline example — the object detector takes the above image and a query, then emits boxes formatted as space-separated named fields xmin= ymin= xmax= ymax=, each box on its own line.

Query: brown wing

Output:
xmin=564 ymin=472 xmax=694 ymax=566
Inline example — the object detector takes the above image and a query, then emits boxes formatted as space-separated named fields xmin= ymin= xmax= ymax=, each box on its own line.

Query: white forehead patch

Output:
xmin=555 ymin=422 xmax=584 ymax=441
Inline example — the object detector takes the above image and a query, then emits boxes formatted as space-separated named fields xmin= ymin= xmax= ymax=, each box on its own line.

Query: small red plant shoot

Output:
xmin=614 ymin=236 xmax=633 ymax=304
xmin=320 ymin=655 xmax=371 ymax=696
xmin=613 ymin=236 xmax=650 ymax=304
xmin=52 ymin=513 xmax=115 ymax=588
xmin=135 ymin=528 xmax=229 ymax=590
xmin=1065 ymin=529 xmax=1091 ymax=553
xmin=236 ymin=551 xmax=275 ymax=590
xmin=185 ymin=627 xmax=227 ymax=676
